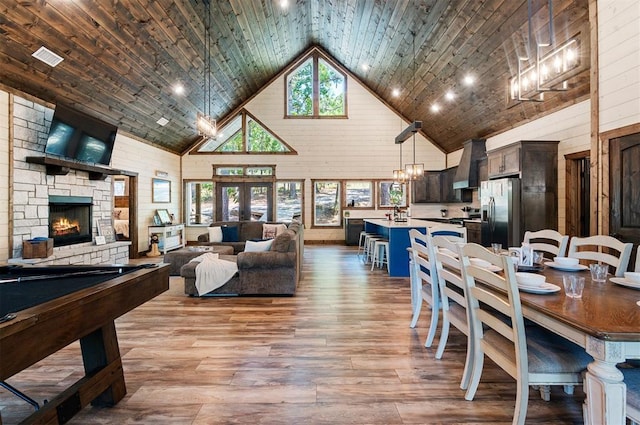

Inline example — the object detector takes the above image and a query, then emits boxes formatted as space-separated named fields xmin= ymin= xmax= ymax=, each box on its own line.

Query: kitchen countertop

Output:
xmin=364 ymin=218 xmax=463 ymax=228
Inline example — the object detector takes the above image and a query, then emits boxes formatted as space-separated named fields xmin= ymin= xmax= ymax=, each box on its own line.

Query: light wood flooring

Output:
xmin=1 ymin=245 xmax=585 ymax=424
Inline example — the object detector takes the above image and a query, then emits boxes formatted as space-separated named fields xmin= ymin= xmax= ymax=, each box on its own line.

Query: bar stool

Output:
xmin=363 ymin=234 xmax=382 ymax=264
xmin=357 ymin=231 xmax=373 ymax=261
xmin=371 ymin=239 xmax=389 ymax=271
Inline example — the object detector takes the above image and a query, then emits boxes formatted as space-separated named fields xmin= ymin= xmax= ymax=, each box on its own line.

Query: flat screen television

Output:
xmin=45 ymin=105 xmax=118 ymax=166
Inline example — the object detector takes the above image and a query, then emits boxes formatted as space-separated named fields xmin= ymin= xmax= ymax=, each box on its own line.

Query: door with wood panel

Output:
xmin=610 ymin=132 xmax=640 ymax=271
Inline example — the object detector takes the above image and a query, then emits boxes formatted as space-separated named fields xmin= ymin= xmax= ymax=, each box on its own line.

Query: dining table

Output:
xmin=517 ymin=265 xmax=640 ymax=425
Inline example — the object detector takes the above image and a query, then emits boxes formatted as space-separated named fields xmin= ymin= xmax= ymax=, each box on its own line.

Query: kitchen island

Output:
xmin=364 ymin=218 xmax=464 ymax=277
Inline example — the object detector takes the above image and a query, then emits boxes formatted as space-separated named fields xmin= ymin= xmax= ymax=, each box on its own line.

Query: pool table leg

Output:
xmin=80 ymin=320 xmax=127 ymax=406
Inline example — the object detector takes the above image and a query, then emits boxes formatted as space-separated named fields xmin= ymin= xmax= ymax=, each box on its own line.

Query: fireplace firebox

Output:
xmin=49 ymin=196 xmax=93 ymax=246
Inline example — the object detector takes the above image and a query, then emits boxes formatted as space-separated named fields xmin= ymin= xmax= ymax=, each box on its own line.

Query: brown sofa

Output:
xmin=182 ymin=221 xmax=303 ymax=296
xmin=196 ymin=221 xmax=279 ymax=254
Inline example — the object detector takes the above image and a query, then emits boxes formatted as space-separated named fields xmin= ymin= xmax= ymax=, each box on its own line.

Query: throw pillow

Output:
xmin=207 ymin=226 xmax=223 ymax=243
xmin=270 ymin=231 xmax=293 ymax=252
xmin=262 ymin=223 xmax=287 ymax=240
xmin=221 ymin=225 xmax=239 ymax=242
xmin=244 ymin=239 xmax=273 ymax=252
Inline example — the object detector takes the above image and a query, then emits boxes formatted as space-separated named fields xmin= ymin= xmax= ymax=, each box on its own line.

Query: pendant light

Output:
xmin=393 ymin=139 xmax=407 ymax=184
xmin=196 ymin=0 xmax=217 ymax=138
xmin=404 ymin=31 xmax=424 ymax=180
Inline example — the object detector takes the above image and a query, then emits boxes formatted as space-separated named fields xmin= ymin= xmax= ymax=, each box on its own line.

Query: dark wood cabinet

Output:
xmin=412 ymin=171 xmax=441 ymax=203
xmin=487 ymin=143 xmax=522 ymax=177
xmin=486 ymin=141 xmax=560 ymax=242
xmin=465 ymin=221 xmax=481 ymax=244
xmin=412 ymin=167 xmax=471 ymax=203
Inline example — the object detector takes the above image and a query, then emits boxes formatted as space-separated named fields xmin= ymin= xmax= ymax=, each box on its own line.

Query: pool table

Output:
xmin=0 ymin=263 xmax=170 ymax=424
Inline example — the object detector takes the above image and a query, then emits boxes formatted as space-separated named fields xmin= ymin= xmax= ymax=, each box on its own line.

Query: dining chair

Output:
xmin=408 ymin=229 xmax=441 ymax=348
xmin=621 ymin=366 xmax=640 ymax=424
xmin=429 ymin=224 xmax=467 ymax=242
xmin=432 ymin=235 xmax=474 ymax=390
xmin=458 ymin=242 xmax=592 ymax=425
xmin=635 ymin=248 xmax=640 ymax=272
xmin=523 ymin=229 xmax=569 ymax=259
xmin=567 ymin=235 xmax=633 ymax=276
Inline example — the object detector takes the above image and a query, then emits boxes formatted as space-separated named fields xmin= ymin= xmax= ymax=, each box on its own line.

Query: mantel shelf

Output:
xmin=26 ymin=156 xmax=123 ymax=180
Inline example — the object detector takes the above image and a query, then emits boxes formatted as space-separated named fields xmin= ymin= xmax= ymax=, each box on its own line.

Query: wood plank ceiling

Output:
xmin=0 ymin=0 xmax=589 ymax=155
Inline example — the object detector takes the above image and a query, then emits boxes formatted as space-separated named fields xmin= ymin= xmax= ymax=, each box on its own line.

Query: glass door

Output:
xmin=216 ymin=182 xmax=273 ymax=221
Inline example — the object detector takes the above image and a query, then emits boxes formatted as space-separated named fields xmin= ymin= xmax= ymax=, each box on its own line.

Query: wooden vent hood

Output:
xmin=452 ymin=139 xmax=486 ymax=189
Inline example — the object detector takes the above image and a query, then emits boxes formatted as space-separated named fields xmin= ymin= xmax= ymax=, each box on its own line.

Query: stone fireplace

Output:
xmin=10 ymin=95 xmax=131 ymax=265
xmin=48 ymin=196 xmax=93 ymax=247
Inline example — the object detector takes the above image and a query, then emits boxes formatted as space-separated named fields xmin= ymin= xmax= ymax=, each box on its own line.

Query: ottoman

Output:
xmin=163 ymin=246 xmax=234 ymax=275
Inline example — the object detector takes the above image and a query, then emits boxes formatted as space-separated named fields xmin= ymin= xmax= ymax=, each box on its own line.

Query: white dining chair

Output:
xmin=635 ymin=248 xmax=640 ymax=272
xmin=458 ymin=243 xmax=592 ymax=425
xmin=432 ymin=235 xmax=473 ymax=390
xmin=523 ymin=229 xmax=569 ymax=259
xmin=408 ymin=229 xmax=441 ymax=348
xmin=567 ymin=235 xmax=633 ymax=276
xmin=621 ymin=366 xmax=640 ymax=424
xmin=428 ymin=224 xmax=467 ymax=243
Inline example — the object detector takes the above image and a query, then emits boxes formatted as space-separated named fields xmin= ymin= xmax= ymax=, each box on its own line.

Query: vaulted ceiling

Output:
xmin=0 ymin=0 xmax=589 ymax=155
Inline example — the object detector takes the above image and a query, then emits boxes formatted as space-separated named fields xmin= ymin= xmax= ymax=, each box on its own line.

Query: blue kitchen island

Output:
xmin=364 ymin=218 xmax=464 ymax=277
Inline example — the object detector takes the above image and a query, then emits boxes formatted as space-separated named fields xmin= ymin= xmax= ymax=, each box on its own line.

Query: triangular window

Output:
xmin=197 ymin=110 xmax=295 ymax=154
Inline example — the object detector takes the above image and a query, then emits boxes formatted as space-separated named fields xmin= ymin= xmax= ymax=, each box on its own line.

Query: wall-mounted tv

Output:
xmin=45 ymin=104 xmax=118 ymax=166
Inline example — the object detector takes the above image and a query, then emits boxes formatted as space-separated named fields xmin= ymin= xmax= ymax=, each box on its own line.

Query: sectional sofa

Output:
xmin=181 ymin=221 xmax=303 ymax=296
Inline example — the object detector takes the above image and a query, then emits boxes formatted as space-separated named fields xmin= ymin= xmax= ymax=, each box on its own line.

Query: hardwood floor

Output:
xmin=1 ymin=245 xmax=585 ymax=424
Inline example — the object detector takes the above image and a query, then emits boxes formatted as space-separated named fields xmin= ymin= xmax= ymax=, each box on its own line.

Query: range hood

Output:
xmin=453 ymin=138 xmax=486 ymax=189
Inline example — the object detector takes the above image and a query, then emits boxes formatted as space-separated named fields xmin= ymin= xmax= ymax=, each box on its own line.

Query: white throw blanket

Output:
xmin=189 ymin=253 xmax=238 ymax=295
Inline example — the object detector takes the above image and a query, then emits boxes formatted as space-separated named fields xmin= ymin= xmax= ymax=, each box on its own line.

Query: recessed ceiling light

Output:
xmin=463 ymin=75 xmax=475 ymax=86
xmin=156 ymin=117 xmax=169 ymax=126
xmin=392 ymin=88 xmax=400 ymax=97
xmin=279 ymin=0 xmax=289 ymax=9
xmin=430 ymin=104 xmax=441 ymax=113
xmin=32 ymin=46 xmax=64 ymax=67
xmin=361 ymin=63 xmax=370 ymax=72
xmin=173 ymin=83 xmax=185 ymax=95
xmin=445 ymin=91 xmax=455 ymax=101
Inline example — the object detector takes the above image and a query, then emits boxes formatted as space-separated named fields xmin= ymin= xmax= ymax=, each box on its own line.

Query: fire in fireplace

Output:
xmin=49 ymin=196 xmax=93 ymax=246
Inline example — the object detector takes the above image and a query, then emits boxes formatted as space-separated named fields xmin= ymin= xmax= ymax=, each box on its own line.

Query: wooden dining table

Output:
xmin=518 ymin=266 xmax=640 ymax=425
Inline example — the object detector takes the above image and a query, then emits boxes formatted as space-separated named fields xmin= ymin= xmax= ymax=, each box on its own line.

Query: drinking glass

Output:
xmin=589 ymin=263 xmax=608 ymax=283
xmin=563 ymin=275 xmax=585 ymax=299
xmin=491 ymin=243 xmax=502 ymax=254
xmin=533 ymin=251 xmax=544 ymax=264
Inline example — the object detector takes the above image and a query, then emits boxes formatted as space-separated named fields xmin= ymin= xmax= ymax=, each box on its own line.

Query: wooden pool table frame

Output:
xmin=0 ymin=264 xmax=170 ymax=424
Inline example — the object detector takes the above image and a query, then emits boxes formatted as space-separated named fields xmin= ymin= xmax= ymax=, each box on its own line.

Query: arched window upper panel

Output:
xmin=285 ymin=52 xmax=347 ymax=118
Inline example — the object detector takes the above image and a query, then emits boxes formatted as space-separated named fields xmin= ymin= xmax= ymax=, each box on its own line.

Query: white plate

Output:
xmin=610 ymin=277 xmax=640 ymax=290
xmin=518 ymin=282 xmax=561 ymax=294
xmin=544 ymin=261 xmax=589 ymax=272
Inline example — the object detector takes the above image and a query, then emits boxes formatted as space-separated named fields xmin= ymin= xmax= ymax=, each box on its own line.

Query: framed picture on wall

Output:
xmin=152 ymin=178 xmax=171 ymax=203
xmin=379 ymin=181 xmax=407 ymax=208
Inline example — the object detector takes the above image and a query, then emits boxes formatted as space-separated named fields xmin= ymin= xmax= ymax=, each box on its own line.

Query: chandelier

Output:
xmin=197 ymin=0 xmax=217 ymax=138
xmin=393 ymin=140 xmax=407 ymax=184
xmin=509 ymin=0 xmax=585 ymax=102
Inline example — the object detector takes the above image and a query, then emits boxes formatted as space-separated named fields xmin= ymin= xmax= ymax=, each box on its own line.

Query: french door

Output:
xmin=215 ymin=182 xmax=273 ymax=222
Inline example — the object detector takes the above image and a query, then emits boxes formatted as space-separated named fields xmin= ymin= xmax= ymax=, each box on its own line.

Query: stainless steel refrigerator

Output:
xmin=479 ymin=178 xmax=521 ymax=248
